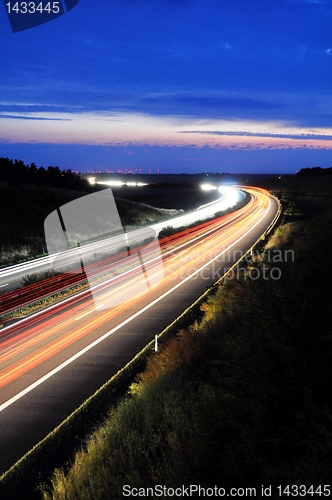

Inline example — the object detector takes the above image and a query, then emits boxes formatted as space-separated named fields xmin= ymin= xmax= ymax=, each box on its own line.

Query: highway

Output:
xmin=0 ymin=187 xmax=240 ymax=294
xmin=0 ymin=187 xmax=279 ymax=474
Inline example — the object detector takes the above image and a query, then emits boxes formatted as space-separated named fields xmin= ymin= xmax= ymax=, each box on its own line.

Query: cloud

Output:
xmin=0 ymin=82 xmax=327 ymax=130
xmin=0 ymin=90 xmax=292 ymax=124
xmin=179 ymin=130 xmax=332 ymax=141
xmin=131 ymin=92 xmax=292 ymax=121
xmin=0 ymin=114 xmax=71 ymax=121
xmin=143 ymin=95 xmax=286 ymax=110
xmin=0 ymin=103 xmax=85 ymax=114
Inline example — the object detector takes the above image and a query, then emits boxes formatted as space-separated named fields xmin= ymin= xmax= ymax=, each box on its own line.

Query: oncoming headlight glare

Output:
xmin=201 ymin=184 xmax=217 ymax=191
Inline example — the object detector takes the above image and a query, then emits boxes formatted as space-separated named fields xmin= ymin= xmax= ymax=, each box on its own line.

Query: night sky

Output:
xmin=1 ymin=0 xmax=332 ymax=174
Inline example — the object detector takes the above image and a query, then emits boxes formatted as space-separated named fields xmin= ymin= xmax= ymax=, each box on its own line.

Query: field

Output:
xmin=0 ymin=182 xmax=184 ymax=267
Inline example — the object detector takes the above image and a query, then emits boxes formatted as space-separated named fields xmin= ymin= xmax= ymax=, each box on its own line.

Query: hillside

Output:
xmin=0 ymin=183 xmax=175 ymax=267
xmin=40 ymin=197 xmax=332 ymax=499
xmin=1 ymin=178 xmax=332 ymax=498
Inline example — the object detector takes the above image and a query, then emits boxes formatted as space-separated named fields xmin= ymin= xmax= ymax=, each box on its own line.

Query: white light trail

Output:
xmin=0 ymin=192 xmax=272 ymax=413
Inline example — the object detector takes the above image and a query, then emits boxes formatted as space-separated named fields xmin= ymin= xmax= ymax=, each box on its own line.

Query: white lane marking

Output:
xmin=0 ymin=191 xmax=241 ymax=279
xmin=0 ymin=198 xmax=253 ymax=334
xmin=0 ymin=284 xmax=8 ymax=288
xmin=0 ymin=195 xmax=272 ymax=413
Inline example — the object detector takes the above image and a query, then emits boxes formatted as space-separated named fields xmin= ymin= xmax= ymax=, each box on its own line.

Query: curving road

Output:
xmin=0 ymin=187 xmax=279 ymax=474
xmin=0 ymin=188 xmax=240 ymax=294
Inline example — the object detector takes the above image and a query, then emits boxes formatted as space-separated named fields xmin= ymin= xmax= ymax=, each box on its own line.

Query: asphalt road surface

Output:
xmin=0 ymin=187 xmax=279 ymax=474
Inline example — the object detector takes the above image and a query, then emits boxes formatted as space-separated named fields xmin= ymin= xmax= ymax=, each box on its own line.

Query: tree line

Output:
xmin=0 ymin=157 xmax=91 ymax=191
xmin=296 ymin=166 xmax=332 ymax=177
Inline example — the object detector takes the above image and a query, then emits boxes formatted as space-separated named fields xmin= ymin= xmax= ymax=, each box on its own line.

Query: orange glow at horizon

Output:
xmin=1 ymin=111 xmax=332 ymax=151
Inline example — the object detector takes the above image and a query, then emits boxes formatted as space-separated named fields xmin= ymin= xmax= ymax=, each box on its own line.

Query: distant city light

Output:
xmin=97 ymin=180 xmax=125 ymax=187
xmin=94 ymin=180 xmax=149 ymax=187
xmin=126 ymin=182 xmax=149 ymax=187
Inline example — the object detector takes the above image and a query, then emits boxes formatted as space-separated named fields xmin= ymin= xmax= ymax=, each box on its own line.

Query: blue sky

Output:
xmin=1 ymin=0 xmax=332 ymax=173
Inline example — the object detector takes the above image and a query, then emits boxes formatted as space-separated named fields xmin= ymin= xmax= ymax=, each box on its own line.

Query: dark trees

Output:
xmin=0 ymin=157 xmax=90 ymax=191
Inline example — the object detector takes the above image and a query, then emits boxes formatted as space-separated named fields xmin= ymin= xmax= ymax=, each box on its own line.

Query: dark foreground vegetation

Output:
xmin=296 ymin=165 xmax=332 ymax=177
xmin=0 ymin=156 xmax=250 ymax=267
xmin=0 ymin=157 xmax=90 ymax=191
xmin=0 ymin=157 xmax=187 ymax=267
xmin=0 ymin=178 xmax=172 ymax=267
xmin=37 ymin=205 xmax=332 ymax=498
xmin=0 ymin=157 xmax=93 ymax=265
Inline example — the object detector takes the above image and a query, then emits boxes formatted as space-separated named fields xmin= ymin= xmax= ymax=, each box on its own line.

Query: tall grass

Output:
xmin=42 ymin=209 xmax=332 ymax=499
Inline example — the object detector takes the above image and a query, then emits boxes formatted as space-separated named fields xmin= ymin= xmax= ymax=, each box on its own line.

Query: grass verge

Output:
xmin=0 ymin=272 xmax=218 ymax=500
xmin=0 ymin=193 xmax=279 ymax=499
xmin=40 ymin=206 xmax=332 ymax=499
